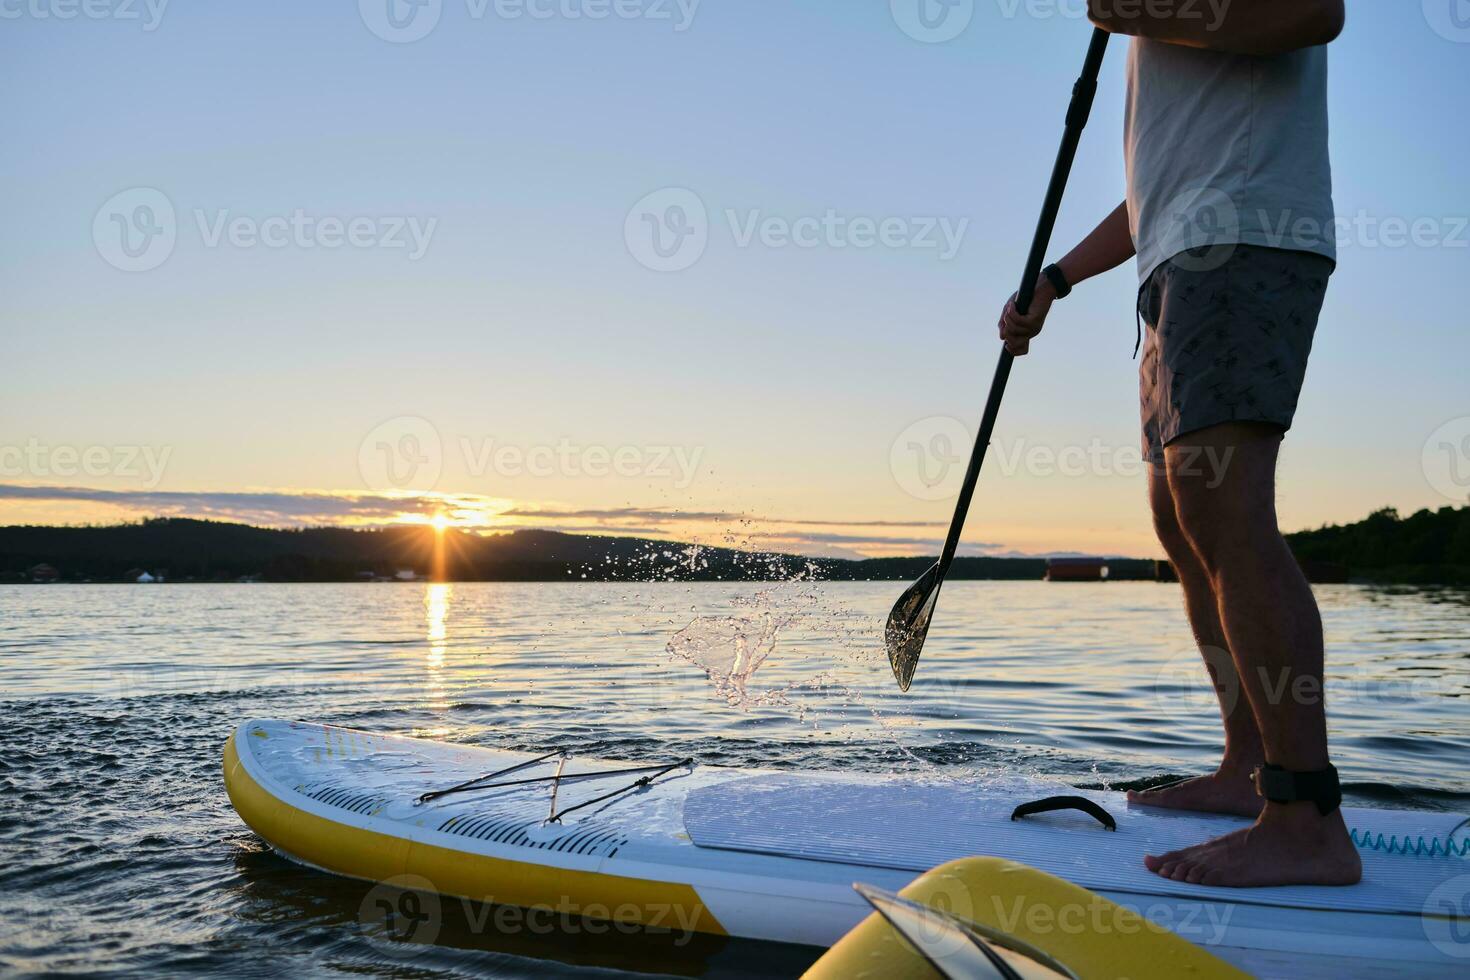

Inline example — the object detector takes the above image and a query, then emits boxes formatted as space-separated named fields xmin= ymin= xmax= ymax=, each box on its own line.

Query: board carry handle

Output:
xmin=1010 ymin=795 xmax=1117 ymax=832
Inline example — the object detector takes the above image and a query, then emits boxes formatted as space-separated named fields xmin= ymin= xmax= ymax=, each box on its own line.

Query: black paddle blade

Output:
xmin=884 ymin=561 xmax=941 ymax=692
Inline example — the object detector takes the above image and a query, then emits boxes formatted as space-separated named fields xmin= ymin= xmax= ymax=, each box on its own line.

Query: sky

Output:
xmin=2 ymin=1 xmax=1468 ymax=559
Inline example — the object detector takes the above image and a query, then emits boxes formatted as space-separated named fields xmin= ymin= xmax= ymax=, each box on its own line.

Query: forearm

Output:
xmin=1000 ymin=202 xmax=1133 ymax=353
xmin=1087 ymin=0 xmax=1344 ymax=55
xmin=1055 ymin=201 xmax=1134 ymax=291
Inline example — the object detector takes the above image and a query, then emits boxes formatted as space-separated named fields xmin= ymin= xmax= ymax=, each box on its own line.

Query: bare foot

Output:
xmin=1127 ymin=765 xmax=1263 ymax=818
xmin=1143 ymin=802 xmax=1362 ymax=887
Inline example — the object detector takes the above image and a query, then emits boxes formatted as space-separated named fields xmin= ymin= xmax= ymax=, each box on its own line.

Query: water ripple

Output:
xmin=1 ymin=580 xmax=1467 ymax=977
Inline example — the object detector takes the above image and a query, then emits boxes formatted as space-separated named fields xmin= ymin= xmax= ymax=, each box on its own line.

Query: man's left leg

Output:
xmin=1144 ymin=422 xmax=1361 ymax=887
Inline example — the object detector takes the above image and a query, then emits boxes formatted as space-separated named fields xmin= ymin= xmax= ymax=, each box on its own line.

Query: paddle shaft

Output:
xmin=936 ymin=28 xmax=1110 ymax=577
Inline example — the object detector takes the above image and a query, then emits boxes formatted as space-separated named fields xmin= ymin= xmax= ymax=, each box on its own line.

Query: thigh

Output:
xmin=1153 ymin=245 xmax=1332 ymax=452
xmin=1165 ymin=421 xmax=1282 ymax=524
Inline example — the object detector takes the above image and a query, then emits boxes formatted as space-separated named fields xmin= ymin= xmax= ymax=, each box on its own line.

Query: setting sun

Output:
xmin=431 ymin=513 xmax=449 ymax=533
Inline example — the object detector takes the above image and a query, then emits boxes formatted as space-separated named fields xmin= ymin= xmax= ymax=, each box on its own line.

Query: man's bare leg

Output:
xmin=1127 ymin=466 xmax=1265 ymax=817
xmin=1143 ymin=422 xmax=1360 ymax=887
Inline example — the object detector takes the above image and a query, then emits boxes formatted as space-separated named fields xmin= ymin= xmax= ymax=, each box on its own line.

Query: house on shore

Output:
xmin=1045 ymin=557 xmax=1109 ymax=582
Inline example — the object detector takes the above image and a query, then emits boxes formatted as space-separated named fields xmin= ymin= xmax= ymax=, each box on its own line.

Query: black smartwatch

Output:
xmin=1042 ymin=263 xmax=1072 ymax=299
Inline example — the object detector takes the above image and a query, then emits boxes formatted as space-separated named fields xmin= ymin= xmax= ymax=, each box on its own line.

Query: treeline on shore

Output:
xmin=0 ymin=505 xmax=1465 ymax=585
xmin=1288 ymin=506 xmax=1470 ymax=585
xmin=0 ymin=518 xmax=1150 ymax=584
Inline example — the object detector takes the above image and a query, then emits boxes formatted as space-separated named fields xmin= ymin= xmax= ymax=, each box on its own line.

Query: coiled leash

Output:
xmin=1351 ymin=819 xmax=1470 ymax=858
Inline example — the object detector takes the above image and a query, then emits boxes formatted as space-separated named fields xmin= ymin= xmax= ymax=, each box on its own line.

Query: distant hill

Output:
xmin=0 ymin=517 xmax=1154 ymax=584
xmin=0 ymin=519 xmax=806 ymax=583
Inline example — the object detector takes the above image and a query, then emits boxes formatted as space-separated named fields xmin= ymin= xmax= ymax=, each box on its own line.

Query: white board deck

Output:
xmin=683 ymin=772 xmax=1470 ymax=916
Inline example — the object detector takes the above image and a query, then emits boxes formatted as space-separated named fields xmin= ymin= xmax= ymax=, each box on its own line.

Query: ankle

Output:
xmin=1217 ymin=753 xmax=1263 ymax=777
xmin=1259 ymin=800 xmax=1344 ymax=833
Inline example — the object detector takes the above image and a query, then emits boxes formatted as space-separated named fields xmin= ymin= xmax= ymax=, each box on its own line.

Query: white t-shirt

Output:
xmin=1125 ymin=38 xmax=1337 ymax=284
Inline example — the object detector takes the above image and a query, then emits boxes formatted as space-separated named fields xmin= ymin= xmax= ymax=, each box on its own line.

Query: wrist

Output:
xmin=1041 ymin=262 xmax=1072 ymax=301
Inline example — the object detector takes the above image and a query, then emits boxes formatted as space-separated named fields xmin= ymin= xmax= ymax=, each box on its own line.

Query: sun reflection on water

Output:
xmin=422 ymin=582 xmax=452 ymax=716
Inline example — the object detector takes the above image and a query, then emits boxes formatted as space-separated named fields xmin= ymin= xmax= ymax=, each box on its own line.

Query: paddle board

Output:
xmin=224 ymin=720 xmax=1469 ymax=978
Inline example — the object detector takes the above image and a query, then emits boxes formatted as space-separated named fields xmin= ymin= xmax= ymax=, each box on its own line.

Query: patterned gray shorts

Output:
xmin=1138 ymin=244 xmax=1334 ymax=465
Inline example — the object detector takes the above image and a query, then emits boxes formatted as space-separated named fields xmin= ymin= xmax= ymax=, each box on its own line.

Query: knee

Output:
xmin=1150 ymin=497 xmax=1193 ymax=561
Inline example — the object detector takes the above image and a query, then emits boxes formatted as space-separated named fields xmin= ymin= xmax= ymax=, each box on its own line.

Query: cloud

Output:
xmin=499 ymin=505 xmax=945 ymax=530
xmin=0 ymin=484 xmax=986 ymax=559
xmin=0 ymin=485 xmax=445 ymax=525
xmin=745 ymin=528 xmax=998 ymax=554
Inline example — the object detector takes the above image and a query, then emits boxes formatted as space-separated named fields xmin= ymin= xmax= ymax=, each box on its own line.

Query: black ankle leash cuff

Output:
xmin=1252 ymin=764 xmax=1342 ymax=816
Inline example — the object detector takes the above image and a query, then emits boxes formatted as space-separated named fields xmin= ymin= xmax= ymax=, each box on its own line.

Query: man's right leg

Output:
xmin=1127 ymin=466 xmax=1265 ymax=817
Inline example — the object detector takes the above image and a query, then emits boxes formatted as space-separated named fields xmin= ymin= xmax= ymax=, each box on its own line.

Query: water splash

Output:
xmin=659 ymin=570 xmax=947 ymax=774
xmin=665 ymin=579 xmax=819 ymax=706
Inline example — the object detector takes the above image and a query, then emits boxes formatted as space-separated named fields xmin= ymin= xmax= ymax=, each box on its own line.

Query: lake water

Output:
xmin=2 ymin=581 xmax=1467 ymax=977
